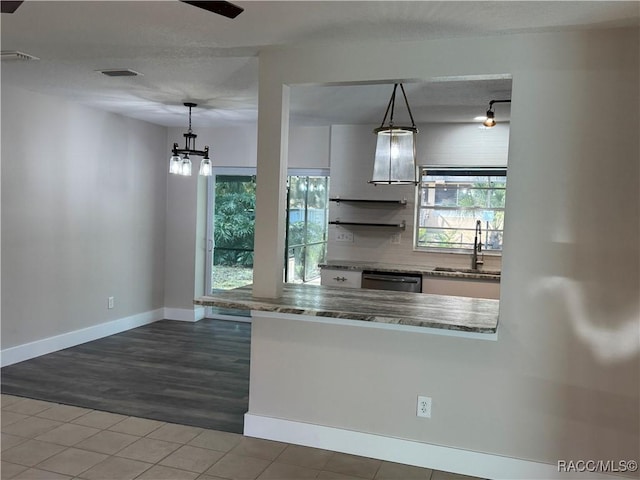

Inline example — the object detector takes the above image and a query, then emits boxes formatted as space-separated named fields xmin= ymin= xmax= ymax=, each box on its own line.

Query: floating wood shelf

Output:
xmin=329 ymin=198 xmax=407 ymax=205
xmin=329 ymin=220 xmax=406 ymax=230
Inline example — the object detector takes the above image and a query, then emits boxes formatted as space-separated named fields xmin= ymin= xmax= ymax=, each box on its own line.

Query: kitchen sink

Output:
xmin=434 ymin=267 xmax=501 ymax=276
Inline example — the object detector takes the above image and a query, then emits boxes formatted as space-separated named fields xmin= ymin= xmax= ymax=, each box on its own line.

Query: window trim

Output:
xmin=413 ymin=166 xmax=507 ymax=255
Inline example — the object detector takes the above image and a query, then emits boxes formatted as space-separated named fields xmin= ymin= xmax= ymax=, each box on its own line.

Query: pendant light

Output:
xmin=481 ymin=99 xmax=511 ymax=128
xmin=169 ymin=102 xmax=212 ymax=176
xmin=370 ymin=83 xmax=418 ymax=185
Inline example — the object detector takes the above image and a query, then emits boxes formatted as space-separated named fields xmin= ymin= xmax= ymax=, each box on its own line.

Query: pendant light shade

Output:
xmin=372 ymin=127 xmax=417 ymax=184
xmin=169 ymin=102 xmax=212 ymax=177
xmin=180 ymin=155 xmax=192 ymax=176
xmin=371 ymin=84 xmax=418 ymax=185
xmin=199 ymin=157 xmax=213 ymax=176
xmin=482 ymin=110 xmax=496 ymax=128
xmin=480 ymin=99 xmax=511 ymax=128
xmin=169 ymin=155 xmax=182 ymax=174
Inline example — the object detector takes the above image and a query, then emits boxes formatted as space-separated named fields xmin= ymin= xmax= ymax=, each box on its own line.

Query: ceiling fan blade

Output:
xmin=1 ymin=1 xmax=24 ymax=14
xmin=180 ymin=1 xmax=243 ymax=19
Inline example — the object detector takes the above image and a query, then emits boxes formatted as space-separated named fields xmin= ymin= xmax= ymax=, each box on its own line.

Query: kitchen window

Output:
xmin=415 ymin=167 xmax=507 ymax=253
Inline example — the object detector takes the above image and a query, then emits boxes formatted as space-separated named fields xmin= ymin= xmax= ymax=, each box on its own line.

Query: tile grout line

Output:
xmin=2 ymin=395 xmax=474 ymax=480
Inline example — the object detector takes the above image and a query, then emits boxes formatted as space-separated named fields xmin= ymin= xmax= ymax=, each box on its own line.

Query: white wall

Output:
xmin=420 ymin=122 xmax=510 ymax=166
xmin=1 ymin=85 xmax=167 ymax=349
xmin=167 ymin=125 xmax=258 ymax=169
xmin=165 ymin=124 xmax=329 ymax=170
xmin=327 ymin=122 xmax=508 ymax=269
xmin=249 ymin=27 xmax=639 ymax=472
xmin=163 ymin=169 xmax=204 ymax=312
xmin=288 ymin=125 xmax=330 ymax=170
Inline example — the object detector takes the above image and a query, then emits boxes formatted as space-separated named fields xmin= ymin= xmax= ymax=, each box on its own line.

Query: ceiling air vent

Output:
xmin=1 ymin=50 xmax=39 ymax=61
xmin=98 ymin=69 xmax=142 ymax=77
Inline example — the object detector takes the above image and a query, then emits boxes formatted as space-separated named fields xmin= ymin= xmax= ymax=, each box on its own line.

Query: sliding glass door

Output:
xmin=285 ymin=175 xmax=329 ymax=284
xmin=206 ymin=170 xmax=329 ymax=301
xmin=209 ymin=171 xmax=256 ymax=291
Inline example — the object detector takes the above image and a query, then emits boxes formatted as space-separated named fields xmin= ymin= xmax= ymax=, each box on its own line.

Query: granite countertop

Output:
xmin=319 ymin=261 xmax=500 ymax=281
xmin=195 ymin=284 xmax=499 ymax=334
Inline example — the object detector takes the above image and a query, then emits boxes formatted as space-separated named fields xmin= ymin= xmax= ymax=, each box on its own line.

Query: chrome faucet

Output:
xmin=471 ymin=220 xmax=484 ymax=270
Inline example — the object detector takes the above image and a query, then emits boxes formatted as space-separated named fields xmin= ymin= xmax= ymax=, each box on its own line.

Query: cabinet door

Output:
xmin=320 ymin=269 xmax=362 ymax=289
xmin=422 ymin=276 xmax=500 ymax=299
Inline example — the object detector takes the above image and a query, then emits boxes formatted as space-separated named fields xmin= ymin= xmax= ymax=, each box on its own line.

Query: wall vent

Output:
xmin=1 ymin=50 xmax=40 ymax=61
xmin=98 ymin=69 xmax=142 ymax=77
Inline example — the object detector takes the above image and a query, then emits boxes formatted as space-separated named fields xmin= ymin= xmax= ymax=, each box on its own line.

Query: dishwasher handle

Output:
xmin=362 ymin=274 xmax=420 ymax=283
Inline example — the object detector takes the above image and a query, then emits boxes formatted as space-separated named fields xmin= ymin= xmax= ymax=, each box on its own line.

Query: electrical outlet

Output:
xmin=390 ymin=233 xmax=401 ymax=244
xmin=108 ymin=296 xmax=115 ymax=309
xmin=335 ymin=231 xmax=354 ymax=243
xmin=417 ymin=395 xmax=432 ymax=418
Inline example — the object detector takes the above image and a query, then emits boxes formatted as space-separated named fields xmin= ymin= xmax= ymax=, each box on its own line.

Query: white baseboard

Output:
xmin=1 ymin=309 xmax=164 ymax=367
xmin=244 ymin=414 xmax=626 ymax=480
xmin=164 ymin=307 xmax=206 ymax=322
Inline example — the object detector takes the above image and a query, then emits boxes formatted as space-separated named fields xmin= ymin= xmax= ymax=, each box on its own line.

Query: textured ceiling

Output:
xmin=291 ymin=77 xmax=514 ymax=125
xmin=1 ymin=1 xmax=638 ymax=126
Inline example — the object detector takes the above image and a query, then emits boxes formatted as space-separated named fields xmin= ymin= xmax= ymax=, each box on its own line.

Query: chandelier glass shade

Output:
xmin=169 ymin=102 xmax=211 ymax=176
xmin=199 ymin=157 xmax=213 ymax=176
xmin=169 ymin=155 xmax=182 ymax=174
xmin=371 ymin=84 xmax=418 ymax=185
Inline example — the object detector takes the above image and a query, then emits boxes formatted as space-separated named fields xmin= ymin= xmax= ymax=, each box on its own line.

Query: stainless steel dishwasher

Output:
xmin=361 ymin=270 xmax=422 ymax=293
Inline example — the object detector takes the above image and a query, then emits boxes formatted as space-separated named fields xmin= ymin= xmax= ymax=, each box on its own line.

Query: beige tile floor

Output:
xmin=1 ymin=395 xmax=482 ymax=480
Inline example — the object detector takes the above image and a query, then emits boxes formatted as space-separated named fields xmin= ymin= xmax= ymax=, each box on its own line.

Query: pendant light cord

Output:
xmin=378 ymin=83 xmax=416 ymax=129
xmin=379 ymin=84 xmax=398 ymax=129
xmin=389 ymin=84 xmax=397 ymax=127
xmin=399 ymin=84 xmax=416 ymax=128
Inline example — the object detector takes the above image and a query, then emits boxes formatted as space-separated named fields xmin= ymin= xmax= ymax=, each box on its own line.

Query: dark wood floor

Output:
xmin=1 ymin=319 xmax=251 ymax=433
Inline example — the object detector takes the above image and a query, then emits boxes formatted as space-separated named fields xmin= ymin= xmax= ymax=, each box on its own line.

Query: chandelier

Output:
xmin=169 ymin=102 xmax=212 ymax=176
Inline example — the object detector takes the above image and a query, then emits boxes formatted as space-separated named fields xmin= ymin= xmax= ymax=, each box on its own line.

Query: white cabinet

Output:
xmin=320 ymin=269 xmax=362 ymax=289
xmin=422 ymin=276 xmax=500 ymax=299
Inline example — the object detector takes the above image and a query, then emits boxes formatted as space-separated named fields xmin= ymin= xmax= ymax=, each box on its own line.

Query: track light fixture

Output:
xmin=169 ymin=102 xmax=212 ymax=176
xmin=370 ymin=83 xmax=418 ymax=185
xmin=482 ymin=99 xmax=511 ymax=128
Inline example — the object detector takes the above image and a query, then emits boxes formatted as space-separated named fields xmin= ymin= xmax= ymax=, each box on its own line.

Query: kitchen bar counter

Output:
xmin=195 ymin=284 xmax=499 ymax=334
xmin=320 ymin=260 xmax=500 ymax=281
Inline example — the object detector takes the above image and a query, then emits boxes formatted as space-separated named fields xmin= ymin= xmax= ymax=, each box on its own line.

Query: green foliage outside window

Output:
xmin=213 ymin=177 xmax=256 ymax=267
xmin=416 ymin=168 xmax=506 ymax=251
xmin=212 ymin=174 xmax=328 ymax=286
